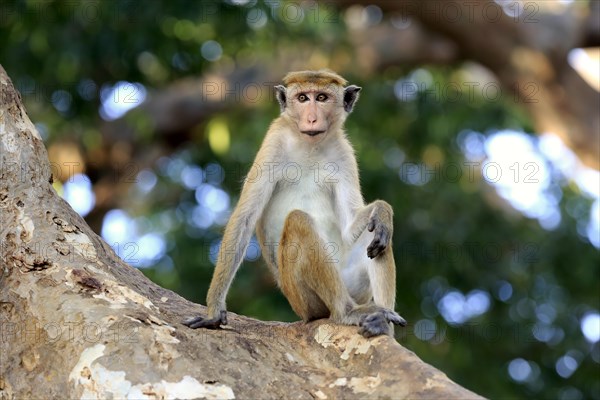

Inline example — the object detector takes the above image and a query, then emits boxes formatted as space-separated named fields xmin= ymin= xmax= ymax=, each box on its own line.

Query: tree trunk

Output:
xmin=0 ymin=65 xmax=482 ymax=399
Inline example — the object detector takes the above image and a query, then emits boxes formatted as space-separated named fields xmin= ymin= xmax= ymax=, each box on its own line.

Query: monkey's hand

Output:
xmin=366 ymin=202 xmax=393 ymax=259
xmin=359 ymin=309 xmax=407 ymax=338
xmin=182 ymin=310 xmax=227 ymax=329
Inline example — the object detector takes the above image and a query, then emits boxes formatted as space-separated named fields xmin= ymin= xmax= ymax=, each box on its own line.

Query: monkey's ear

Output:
xmin=343 ymin=85 xmax=362 ymax=113
xmin=275 ymin=85 xmax=287 ymax=112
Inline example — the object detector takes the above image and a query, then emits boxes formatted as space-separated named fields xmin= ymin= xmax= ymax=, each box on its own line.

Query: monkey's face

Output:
xmin=286 ymin=85 xmax=341 ymax=143
xmin=274 ymin=80 xmax=361 ymax=144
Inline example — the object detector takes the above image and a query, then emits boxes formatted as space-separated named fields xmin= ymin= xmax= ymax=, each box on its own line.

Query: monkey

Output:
xmin=184 ymin=69 xmax=406 ymax=337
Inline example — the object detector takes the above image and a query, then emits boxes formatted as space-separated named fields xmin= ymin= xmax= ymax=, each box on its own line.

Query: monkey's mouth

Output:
xmin=301 ymin=130 xmax=325 ymax=137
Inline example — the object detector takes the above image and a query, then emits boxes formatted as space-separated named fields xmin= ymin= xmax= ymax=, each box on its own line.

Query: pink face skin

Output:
xmin=286 ymin=86 xmax=342 ymax=143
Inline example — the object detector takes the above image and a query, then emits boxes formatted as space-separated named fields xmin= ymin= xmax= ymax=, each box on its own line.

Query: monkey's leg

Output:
xmin=278 ymin=210 xmax=348 ymax=322
xmin=343 ymin=199 xmax=398 ymax=309
xmin=344 ymin=229 xmax=405 ymax=337
xmin=368 ymin=245 xmax=396 ymax=309
xmin=362 ymin=248 xmax=401 ymax=337
xmin=278 ymin=210 xmax=404 ymax=337
xmin=364 ymin=202 xmax=397 ymax=309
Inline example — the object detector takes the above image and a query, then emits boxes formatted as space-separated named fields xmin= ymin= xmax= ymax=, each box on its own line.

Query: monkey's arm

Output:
xmin=336 ymin=171 xmax=393 ymax=259
xmin=184 ymin=141 xmax=281 ymax=329
xmin=347 ymin=200 xmax=394 ymax=258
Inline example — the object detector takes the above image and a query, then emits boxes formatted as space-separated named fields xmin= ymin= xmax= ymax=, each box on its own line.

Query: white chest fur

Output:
xmin=261 ymin=140 xmax=347 ymax=252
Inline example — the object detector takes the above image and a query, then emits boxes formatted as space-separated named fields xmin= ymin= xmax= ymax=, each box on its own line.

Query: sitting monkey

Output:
xmin=184 ymin=70 xmax=406 ymax=337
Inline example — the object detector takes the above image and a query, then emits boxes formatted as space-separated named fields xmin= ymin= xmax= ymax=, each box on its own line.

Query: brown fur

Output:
xmin=283 ymin=69 xmax=348 ymax=87
xmin=279 ymin=210 xmax=347 ymax=321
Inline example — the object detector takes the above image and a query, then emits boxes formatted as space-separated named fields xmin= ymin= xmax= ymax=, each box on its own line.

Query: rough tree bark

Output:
xmin=0 ymin=66 xmax=483 ymax=399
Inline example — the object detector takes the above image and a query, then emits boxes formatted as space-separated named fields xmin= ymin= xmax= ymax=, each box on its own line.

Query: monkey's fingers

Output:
xmin=189 ymin=318 xmax=222 ymax=329
xmin=183 ymin=310 xmax=227 ymax=329
xmin=366 ymin=244 xmax=381 ymax=258
xmin=183 ymin=316 xmax=222 ymax=329
xmin=366 ymin=242 xmax=384 ymax=258
xmin=367 ymin=224 xmax=391 ymax=258
xmin=367 ymin=218 xmax=376 ymax=232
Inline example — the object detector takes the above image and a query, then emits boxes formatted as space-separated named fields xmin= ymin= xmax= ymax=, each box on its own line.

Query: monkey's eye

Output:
xmin=316 ymin=93 xmax=328 ymax=102
xmin=298 ymin=94 xmax=308 ymax=102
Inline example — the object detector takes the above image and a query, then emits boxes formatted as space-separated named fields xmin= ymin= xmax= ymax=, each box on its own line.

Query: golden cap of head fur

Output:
xmin=282 ymin=69 xmax=348 ymax=87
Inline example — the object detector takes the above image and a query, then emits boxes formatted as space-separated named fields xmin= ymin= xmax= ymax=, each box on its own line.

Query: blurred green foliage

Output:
xmin=1 ymin=1 xmax=598 ymax=399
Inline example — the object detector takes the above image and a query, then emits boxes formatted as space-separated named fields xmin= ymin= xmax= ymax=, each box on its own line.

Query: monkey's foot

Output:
xmin=183 ymin=310 xmax=227 ymax=329
xmin=358 ymin=310 xmax=406 ymax=338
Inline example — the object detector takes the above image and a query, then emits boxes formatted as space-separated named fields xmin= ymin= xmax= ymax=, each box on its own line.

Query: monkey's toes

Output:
xmin=358 ymin=312 xmax=390 ymax=337
xmin=383 ymin=310 xmax=407 ymax=327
